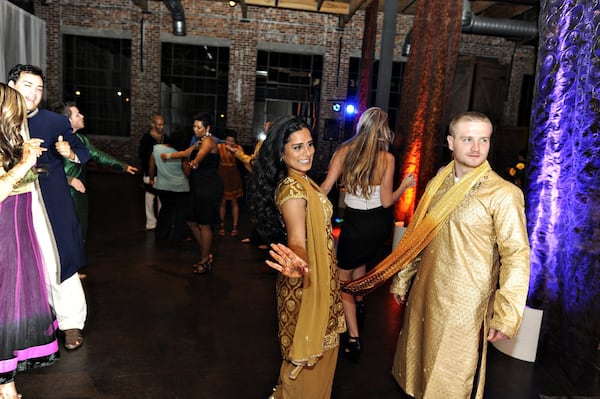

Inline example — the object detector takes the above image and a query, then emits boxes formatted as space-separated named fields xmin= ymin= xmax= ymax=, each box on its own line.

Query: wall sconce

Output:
xmin=228 ymin=1 xmax=237 ymax=6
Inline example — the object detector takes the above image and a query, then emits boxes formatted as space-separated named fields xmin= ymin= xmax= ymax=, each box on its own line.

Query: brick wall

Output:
xmin=33 ymin=0 xmax=535 ymax=173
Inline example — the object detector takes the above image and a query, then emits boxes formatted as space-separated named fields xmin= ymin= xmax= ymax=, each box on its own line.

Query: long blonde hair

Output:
xmin=340 ymin=107 xmax=393 ymax=199
xmin=0 ymin=83 xmax=27 ymax=171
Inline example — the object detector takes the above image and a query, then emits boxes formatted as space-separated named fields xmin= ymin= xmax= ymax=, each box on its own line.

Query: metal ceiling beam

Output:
xmin=244 ymin=0 xmax=350 ymax=14
xmin=339 ymin=0 xmax=373 ymax=29
xmin=479 ymin=4 xmax=533 ymax=18
xmin=132 ymin=0 xmax=150 ymax=12
xmin=462 ymin=0 xmax=537 ymax=38
xmin=239 ymin=0 xmax=248 ymax=19
xmin=400 ymin=0 xmax=417 ymax=13
xmin=481 ymin=0 xmax=539 ymax=4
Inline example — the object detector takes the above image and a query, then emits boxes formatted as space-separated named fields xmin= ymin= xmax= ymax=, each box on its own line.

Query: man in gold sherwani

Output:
xmin=389 ymin=112 xmax=530 ymax=398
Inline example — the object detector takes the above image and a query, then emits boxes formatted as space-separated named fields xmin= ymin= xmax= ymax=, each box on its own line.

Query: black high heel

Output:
xmin=191 ymin=254 xmax=214 ymax=271
xmin=193 ymin=260 xmax=212 ymax=274
xmin=345 ymin=336 xmax=362 ymax=356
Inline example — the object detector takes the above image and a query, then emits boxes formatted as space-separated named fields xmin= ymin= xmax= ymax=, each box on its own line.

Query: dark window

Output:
xmin=518 ymin=74 xmax=534 ymax=126
xmin=63 ymin=34 xmax=131 ymax=137
xmin=160 ymin=43 xmax=229 ymax=136
xmin=254 ymin=50 xmax=322 ymax=133
xmin=347 ymin=57 xmax=405 ymax=131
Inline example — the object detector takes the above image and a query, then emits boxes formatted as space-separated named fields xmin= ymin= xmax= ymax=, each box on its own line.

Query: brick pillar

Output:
xmin=394 ymin=0 xmax=462 ymax=223
xmin=227 ymin=21 xmax=259 ymax=145
xmin=357 ymin=0 xmax=378 ymax=116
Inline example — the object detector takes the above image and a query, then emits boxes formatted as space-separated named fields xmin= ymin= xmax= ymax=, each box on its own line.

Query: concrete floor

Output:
xmin=16 ymin=172 xmax=599 ymax=399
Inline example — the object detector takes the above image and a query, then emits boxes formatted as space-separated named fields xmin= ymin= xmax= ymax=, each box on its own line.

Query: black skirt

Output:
xmin=188 ymin=173 xmax=224 ymax=225
xmin=336 ymin=206 xmax=393 ymax=270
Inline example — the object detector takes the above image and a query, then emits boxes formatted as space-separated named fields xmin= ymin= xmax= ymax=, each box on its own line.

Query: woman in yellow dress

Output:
xmin=217 ymin=131 xmax=244 ymax=237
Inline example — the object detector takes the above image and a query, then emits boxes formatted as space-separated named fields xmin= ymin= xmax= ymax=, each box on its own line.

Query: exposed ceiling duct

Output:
xmin=461 ymin=0 xmax=538 ymax=39
xmin=163 ymin=0 xmax=186 ymax=36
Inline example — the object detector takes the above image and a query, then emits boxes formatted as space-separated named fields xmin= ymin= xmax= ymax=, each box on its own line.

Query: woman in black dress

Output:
xmin=320 ymin=107 xmax=415 ymax=355
xmin=161 ymin=113 xmax=223 ymax=273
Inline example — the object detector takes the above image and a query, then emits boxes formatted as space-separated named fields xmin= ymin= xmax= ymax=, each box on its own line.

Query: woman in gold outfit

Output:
xmin=247 ymin=116 xmax=346 ymax=399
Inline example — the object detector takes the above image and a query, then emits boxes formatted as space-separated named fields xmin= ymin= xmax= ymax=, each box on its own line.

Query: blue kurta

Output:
xmin=28 ymin=108 xmax=90 ymax=281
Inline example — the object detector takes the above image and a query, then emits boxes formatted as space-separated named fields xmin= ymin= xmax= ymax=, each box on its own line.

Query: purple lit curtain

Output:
xmin=527 ymin=0 xmax=600 ymax=381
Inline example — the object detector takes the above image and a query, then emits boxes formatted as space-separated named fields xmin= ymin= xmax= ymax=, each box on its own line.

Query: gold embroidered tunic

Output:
xmin=275 ymin=175 xmax=346 ymax=367
xmin=390 ymin=169 xmax=530 ymax=399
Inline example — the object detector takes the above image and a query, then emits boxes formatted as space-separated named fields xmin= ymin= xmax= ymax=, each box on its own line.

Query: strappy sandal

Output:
xmin=193 ymin=260 xmax=212 ymax=274
xmin=218 ymin=223 xmax=225 ymax=237
xmin=192 ymin=254 xmax=213 ymax=270
xmin=230 ymin=225 xmax=238 ymax=237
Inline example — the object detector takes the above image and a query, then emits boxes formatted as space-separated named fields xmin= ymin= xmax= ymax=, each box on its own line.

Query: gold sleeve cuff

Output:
xmin=389 ymin=257 xmax=420 ymax=296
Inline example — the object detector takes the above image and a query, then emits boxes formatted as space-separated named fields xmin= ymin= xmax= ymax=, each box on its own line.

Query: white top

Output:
xmin=344 ymin=185 xmax=382 ymax=210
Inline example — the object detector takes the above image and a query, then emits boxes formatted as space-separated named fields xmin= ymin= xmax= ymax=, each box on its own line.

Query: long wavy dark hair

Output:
xmin=247 ymin=116 xmax=310 ymax=245
xmin=0 ymin=83 xmax=27 ymax=171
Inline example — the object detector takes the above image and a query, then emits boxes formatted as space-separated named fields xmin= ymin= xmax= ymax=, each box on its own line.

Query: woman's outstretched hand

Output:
xmin=266 ymin=243 xmax=310 ymax=278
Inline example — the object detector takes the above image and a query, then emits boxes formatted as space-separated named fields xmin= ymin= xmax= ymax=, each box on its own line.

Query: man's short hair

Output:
xmin=52 ymin=101 xmax=77 ymax=118
xmin=7 ymin=64 xmax=45 ymax=85
xmin=448 ymin=111 xmax=492 ymax=137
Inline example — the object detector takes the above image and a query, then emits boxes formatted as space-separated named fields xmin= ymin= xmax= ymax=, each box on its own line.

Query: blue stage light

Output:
xmin=332 ymin=103 xmax=342 ymax=112
xmin=345 ymin=103 xmax=356 ymax=115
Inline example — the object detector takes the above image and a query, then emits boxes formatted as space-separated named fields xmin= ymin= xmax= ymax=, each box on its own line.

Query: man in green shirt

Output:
xmin=55 ymin=102 xmax=138 ymax=240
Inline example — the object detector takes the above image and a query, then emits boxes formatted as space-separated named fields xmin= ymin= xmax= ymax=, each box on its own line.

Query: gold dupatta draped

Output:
xmin=344 ymin=160 xmax=492 ymax=296
xmin=285 ymin=171 xmax=333 ymax=376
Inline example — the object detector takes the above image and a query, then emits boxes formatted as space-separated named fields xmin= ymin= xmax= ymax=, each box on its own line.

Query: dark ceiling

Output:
xmin=8 ymin=0 xmax=540 ymax=36
xmin=228 ymin=0 xmax=540 ymax=22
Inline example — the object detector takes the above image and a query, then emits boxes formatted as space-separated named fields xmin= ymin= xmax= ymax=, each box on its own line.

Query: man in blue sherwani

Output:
xmin=8 ymin=64 xmax=90 ymax=350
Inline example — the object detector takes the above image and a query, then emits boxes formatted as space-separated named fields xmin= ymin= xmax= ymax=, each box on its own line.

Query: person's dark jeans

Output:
xmin=155 ymin=190 xmax=190 ymax=241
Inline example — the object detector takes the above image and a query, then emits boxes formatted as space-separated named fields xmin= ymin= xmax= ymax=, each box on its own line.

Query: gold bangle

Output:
xmin=1 ymin=168 xmax=24 ymax=189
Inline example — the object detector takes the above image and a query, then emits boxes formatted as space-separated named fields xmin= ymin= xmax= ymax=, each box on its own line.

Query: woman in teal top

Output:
xmin=148 ymin=129 xmax=191 ymax=242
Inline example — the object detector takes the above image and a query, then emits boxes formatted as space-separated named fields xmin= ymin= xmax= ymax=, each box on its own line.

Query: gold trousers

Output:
xmin=272 ymin=346 xmax=339 ymax=399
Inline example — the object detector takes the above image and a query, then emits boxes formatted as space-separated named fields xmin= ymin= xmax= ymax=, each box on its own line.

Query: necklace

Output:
xmin=194 ymin=132 xmax=212 ymax=149
xmin=199 ymin=131 xmax=211 ymax=143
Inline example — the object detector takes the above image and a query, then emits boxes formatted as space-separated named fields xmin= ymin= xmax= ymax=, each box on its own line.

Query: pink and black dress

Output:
xmin=0 ymin=172 xmax=60 ymax=384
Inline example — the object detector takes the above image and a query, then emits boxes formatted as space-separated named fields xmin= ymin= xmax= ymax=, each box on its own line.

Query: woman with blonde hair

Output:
xmin=0 ymin=83 xmax=60 ymax=398
xmin=321 ymin=107 xmax=415 ymax=356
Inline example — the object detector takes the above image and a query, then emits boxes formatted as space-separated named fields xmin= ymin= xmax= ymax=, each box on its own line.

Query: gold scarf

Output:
xmin=286 ymin=171 xmax=332 ymax=375
xmin=344 ymin=160 xmax=492 ymax=295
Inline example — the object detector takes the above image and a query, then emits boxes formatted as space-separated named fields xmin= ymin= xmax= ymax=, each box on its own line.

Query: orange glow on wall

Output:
xmin=391 ymin=0 xmax=462 ymax=226
xmin=395 ymin=131 xmax=423 ymax=224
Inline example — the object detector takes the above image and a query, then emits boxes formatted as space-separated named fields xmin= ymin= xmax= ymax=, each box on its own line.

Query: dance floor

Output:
xmin=17 ymin=171 xmax=599 ymax=399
